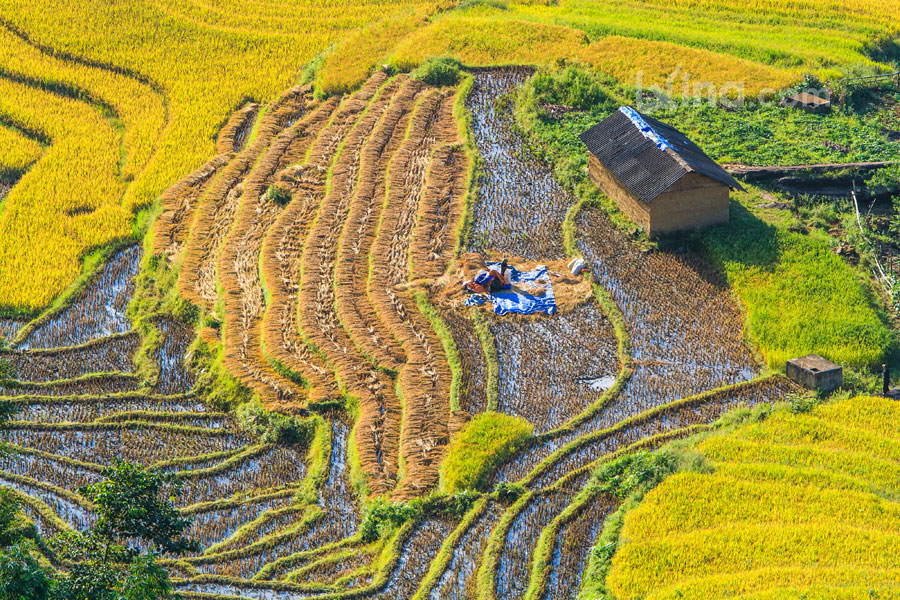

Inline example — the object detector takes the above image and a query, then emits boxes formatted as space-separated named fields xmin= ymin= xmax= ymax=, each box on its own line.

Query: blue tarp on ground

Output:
xmin=464 ymin=263 xmax=557 ymax=316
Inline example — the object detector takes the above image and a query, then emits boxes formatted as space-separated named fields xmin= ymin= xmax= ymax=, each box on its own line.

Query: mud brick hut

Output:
xmin=580 ymin=106 xmax=744 ymax=237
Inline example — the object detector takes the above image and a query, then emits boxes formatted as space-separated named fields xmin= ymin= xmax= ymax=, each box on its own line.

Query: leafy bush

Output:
xmin=236 ymin=401 xmax=314 ymax=445
xmin=0 ymin=490 xmax=35 ymax=547
xmin=0 ymin=543 xmax=51 ymax=600
xmin=866 ymin=164 xmax=900 ymax=191
xmin=528 ymin=65 xmax=618 ymax=112
xmin=359 ymin=491 xmax=480 ymax=542
xmin=413 ymin=57 xmax=463 ymax=87
xmin=0 ymin=358 xmax=13 ymax=384
xmin=440 ymin=412 xmax=533 ymax=492
xmin=264 ymin=184 xmax=292 ymax=206
xmin=78 ymin=459 xmax=198 ymax=556
xmin=359 ymin=498 xmax=420 ymax=542
xmin=591 ymin=451 xmax=677 ymax=500
xmin=493 ymin=482 xmax=525 ymax=503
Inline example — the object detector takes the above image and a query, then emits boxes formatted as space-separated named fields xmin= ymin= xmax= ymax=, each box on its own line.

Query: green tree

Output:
xmin=77 ymin=459 xmax=198 ymax=559
xmin=120 ymin=555 xmax=174 ymax=600
xmin=0 ymin=542 xmax=52 ymax=600
xmin=44 ymin=460 xmax=197 ymax=599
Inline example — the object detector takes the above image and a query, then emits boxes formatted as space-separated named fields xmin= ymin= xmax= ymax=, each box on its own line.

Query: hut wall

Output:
xmin=648 ymin=172 xmax=730 ymax=235
xmin=587 ymin=154 xmax=651 ymax=231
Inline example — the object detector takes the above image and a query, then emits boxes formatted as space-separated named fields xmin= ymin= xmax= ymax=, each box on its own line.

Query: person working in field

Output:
xmin=464 ymin=259 xmax=511 ymax=296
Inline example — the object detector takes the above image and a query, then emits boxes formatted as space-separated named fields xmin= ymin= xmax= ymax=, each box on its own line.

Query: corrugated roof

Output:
xmin=579 ymin=107 xmax=744 ymax=204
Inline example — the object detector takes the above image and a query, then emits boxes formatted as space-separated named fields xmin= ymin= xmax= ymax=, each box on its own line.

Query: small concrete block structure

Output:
xmin=580 ymin=106 xmax=744 ymax=237
xmin=786 ymin=354 xmax=843 ymax=392
xmin=780 ymin=92 xmax=832 ymax=114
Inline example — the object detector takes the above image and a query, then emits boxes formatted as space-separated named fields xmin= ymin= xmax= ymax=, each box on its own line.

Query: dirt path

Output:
xmin=726 ymin=160 xmax=896 ymax=181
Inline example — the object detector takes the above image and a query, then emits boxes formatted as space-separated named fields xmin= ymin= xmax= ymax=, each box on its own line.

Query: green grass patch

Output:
xmin=412 ymin=57 xmax=463 ymax=86
xmin=693 ymin=195 xmax=896 ymax=368
xmin=440 ymin=411 xmax=533 ymax=493
xmin=653 ymin=102 xmax=900 ymax=166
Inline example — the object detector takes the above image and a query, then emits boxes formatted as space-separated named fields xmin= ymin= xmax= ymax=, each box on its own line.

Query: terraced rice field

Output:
xmin=606 ymin=395 xmax=900 ymax=600
xmin=1 ymin=67 xmax=803 ymax=599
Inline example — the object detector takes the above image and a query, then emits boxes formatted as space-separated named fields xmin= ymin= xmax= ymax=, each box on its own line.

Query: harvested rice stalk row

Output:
xmin=296 ymin=72 xmax=406 ymax=493
xmin=260 ymin=72 xmax=391 ymax=407
xmin=408 ymin=143 xmax=468 ymax=281
xmin=408 ymin=82 xmax=469 ymax=282
xmin=178 ymin=86 xmax=310 ymax=310
xmin=259 ymin=100 xmax=344 ymax=405
xmin=216 ymin=103 xmax=260 ymax=155
xmin=218 ymin=94 xmax=336 ymax=411
xmin=158 ymin=98 xmax=261 ymax=262
xmin=154 ymin=152 xmax=233 ymax=260
xmin=369 ymin=90 xmax=456 ymax=500
xmin=334 ymin=76 xmax=422 ymax=373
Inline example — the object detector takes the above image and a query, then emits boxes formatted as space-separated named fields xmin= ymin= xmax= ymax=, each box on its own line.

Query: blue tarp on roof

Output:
xmin=618 ymin=106 xmax=676 ymax=153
